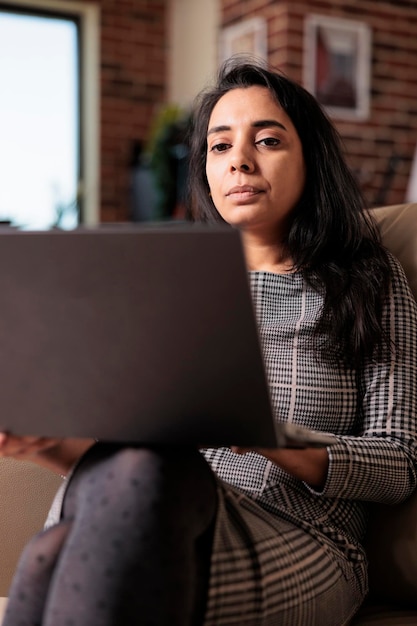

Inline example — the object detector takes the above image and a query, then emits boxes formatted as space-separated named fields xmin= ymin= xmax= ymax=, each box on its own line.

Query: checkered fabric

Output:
xmin=201 ymin=253 xmax=417 ymax=625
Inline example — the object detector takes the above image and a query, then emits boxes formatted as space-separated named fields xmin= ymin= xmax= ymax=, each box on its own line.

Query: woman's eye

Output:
xmin=257 ymin=137 xmax=280 ymax=147
xmin=210 ymin=142 xmax=230 ymax=153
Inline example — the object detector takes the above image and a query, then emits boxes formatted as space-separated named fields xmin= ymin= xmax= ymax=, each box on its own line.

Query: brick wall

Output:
xmin=81 ymin=0 xmax=416 ymax=218
xmin=220 ymin=0 xmax=417 ymax=207
xmin=83 ymin=0 xmax=167 ymax=222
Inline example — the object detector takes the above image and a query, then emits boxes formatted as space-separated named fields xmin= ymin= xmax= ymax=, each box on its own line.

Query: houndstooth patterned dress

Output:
xmin=201 ymin=253 xmax=417 ymax=626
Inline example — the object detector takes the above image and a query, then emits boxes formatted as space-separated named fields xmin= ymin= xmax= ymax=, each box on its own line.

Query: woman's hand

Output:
xmin=231 ymin=446 xmax=329 ymax=489
xmin=0 ymin=432 xmax=96 ymax=477
xmin=0 ymin=433 xmax=62 ymax=457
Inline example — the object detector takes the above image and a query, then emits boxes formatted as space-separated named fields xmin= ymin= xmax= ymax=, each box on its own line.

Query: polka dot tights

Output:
xmin=3 ymin=443 xmax=218 ymax=626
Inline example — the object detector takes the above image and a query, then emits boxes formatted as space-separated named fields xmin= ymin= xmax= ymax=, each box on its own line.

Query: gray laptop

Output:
xmin=0 ymin=224 xmax=335 ymax=448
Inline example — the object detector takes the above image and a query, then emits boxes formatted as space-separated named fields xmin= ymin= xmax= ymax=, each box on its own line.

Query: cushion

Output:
xmin=365 ymin=493 xmax=417 ymax=607
xmin=0 ymin=598 xmax=7 ymax=623
xmin=371 ymin=203 xmax=417 ymax=301
xmin=364 ymin=203 xmax=417 ymax=607
xmin=352 ymin=602 xmax=417 ymax=624
xmin=0 ymin=458 xmax=62 ymax=596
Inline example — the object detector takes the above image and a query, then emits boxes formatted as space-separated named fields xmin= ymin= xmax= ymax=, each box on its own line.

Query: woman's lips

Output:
xmin=226 ymin=185 xmax=263 ymax=199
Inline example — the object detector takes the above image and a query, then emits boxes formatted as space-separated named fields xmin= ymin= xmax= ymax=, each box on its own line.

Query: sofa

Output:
xmin=0 ymin=202 xmax=417 ymax=625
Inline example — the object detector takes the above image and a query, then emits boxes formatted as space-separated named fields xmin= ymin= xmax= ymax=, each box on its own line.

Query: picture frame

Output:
xmin=303 ymin=14 xmax=371 ymax=120
xmin=220 ymin=17 xmax=267 ymax=63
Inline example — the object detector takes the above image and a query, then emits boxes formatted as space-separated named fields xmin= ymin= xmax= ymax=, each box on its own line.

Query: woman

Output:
xmin=1 ymin=59 xmax=416 ymax=626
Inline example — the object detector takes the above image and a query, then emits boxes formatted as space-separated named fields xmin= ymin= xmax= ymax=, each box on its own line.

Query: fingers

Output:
xmin=0 ymin=434 xmax=63 ymax=458
xmin=230 ymin=446 xmax=254 ymax=454
xmin=230 ymin=446 xmax=275 ymax=456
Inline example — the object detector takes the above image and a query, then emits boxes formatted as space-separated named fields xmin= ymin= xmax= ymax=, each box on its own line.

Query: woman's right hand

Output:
xmin=0 ymin=432 xmax=96 ymax=477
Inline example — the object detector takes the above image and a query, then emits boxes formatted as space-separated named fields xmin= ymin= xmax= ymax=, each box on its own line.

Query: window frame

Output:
xmin=0 ymin=0 xmax=100 ymax=225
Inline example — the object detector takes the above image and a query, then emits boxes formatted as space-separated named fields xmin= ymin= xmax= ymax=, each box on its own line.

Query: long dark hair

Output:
xmin=187 ymin=58 xmax=392 ymax=365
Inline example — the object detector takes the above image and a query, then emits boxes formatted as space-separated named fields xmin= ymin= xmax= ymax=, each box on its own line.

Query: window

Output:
xmin=0 ymin=0 xmax=99 ymax=228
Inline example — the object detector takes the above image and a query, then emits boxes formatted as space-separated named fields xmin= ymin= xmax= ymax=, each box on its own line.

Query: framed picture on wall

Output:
xmin=220 ymin=17 xmax=267 ymax=63
xmin=303 ymin=14 xmax=371 ymax=120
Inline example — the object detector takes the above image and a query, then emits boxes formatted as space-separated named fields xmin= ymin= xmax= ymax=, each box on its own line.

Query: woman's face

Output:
xmin=205 ymin=86 xmax=306 ymax=236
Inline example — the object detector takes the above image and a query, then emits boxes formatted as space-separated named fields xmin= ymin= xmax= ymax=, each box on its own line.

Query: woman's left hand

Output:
xmin=0 ymin=432 xmax=62 ymax=458
xmin=231 ymin=445 xmax=329 ymax=489
xmin=0 ymin=432 xmax=96 ymax=477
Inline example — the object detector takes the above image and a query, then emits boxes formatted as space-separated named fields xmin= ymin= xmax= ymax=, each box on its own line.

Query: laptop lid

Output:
xmin=0 ymin=225 xmax=335 ymax=449
xmin=0 ymin=225 xmax=277 ymax=446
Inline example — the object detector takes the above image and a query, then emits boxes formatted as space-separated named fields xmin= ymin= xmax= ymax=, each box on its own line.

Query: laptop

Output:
xmin=0 ymin=224 xmax=335 ymax=448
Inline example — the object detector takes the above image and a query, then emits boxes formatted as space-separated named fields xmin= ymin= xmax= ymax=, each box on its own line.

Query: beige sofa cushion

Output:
xmin=364 ymin=203 xmax=417 ymax=607
xmin=0 ymin=458 xmax=62 ymax=597
xmin=371 ymin=203 xmax=417 ymax=300
xmin=365 ymin=492 xmax=417 ymax=607
xmin=0 ymin=597 xmax=7 ymax=625
xmin=352 ymin=603 xmax=417 ymax=625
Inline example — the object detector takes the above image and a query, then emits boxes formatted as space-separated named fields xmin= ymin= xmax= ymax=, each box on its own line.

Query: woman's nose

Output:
xmin=229 ymin=147 xmax=255 ymax=173
xmin=232 ymin=162 xmax=251 ymax=172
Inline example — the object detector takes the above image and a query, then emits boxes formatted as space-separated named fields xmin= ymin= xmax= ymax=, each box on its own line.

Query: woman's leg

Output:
xmin=2 ymin=521 xmax=72 ymax=626
xmin=4 ymin=444 xmax=218 ymax=626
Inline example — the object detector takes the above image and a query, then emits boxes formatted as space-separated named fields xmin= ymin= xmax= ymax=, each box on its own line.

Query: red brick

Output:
xmin=218 ymin=0 xmax=417 ymax=205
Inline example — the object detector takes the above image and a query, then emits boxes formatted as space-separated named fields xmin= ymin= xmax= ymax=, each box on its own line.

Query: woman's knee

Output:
xmin=63 ymin=444 xmax=217 ymax=533
xmin=10 ymin=521 xmax=71 ymax=586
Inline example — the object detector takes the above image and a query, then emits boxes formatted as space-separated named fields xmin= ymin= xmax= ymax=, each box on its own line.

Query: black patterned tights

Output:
xmin=3 ymin=443 xmax=218 ymax=626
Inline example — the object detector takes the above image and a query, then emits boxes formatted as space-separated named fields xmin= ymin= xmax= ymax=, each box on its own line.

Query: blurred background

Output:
xmin=0 ymin=0 xmax=416 ymax=228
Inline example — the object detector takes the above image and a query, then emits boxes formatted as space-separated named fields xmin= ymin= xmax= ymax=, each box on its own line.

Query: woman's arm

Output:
xmin=0 ymin=433 xmax=95 ymax=476
xmin=235 ymin=255 xmax=417 ymax=503
xmin=232 ymin=446 xmax=329 ymax=488
xmin=309 ymin=255 xmax=417 ymax=504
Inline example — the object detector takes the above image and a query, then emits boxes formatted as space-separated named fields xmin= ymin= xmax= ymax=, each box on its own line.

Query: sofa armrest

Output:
xmin=0 ymin=458 xmax=62 ymax=597
xmin=364 ymin=489 xmax=417 ymax=608
xmin=371 ymin=202 xmax=417 ymax=300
